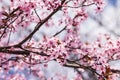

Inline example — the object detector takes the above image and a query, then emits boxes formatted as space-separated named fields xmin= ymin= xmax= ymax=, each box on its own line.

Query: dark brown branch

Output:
xmin=0 ymin=49 xmax=30 ymax=55
xmin=20 ymin=47 xmax=49 ymax=56
xmin=65 ymin=0 xmax=74 ymax=4
xmin=18 ymin=0 xmax=66 ymax=46
xmin=63 ymin=59 xmax=106 ymax=80
xmin=0 ymin=45 xmax=49 ymax=56
xmin=34 ymin=9 xmax=41 ymax=21
xmin=0 ymin=44 xmax=20 ymax=50
xmin=0 ymin=27 xmax=7 ymax=40
xmin=0 ymin=8 xmax=23 ymax=41
xmin=64 ymin=59 xmax=120 ymax=79
xmin=53 ymin=26 xmax=67 ymax=37
xmin=0 ymin=0 xmax=66 ymax=53
xmin=111 ymin=69 xmax=120 ymax=74
xmin=0 ymin=57 xmax=20 ymax=67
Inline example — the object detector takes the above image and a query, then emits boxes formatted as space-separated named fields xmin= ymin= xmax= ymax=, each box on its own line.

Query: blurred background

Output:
xmin=80 ymin=0 xmax=120 ymax=40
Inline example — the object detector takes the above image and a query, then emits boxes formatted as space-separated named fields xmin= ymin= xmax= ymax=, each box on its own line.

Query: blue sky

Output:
xmin=108 ymin=0 xmax=117 ymax=7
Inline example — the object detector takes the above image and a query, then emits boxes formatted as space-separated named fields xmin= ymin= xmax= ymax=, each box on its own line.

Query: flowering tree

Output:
xmin=0 ymin=0 xmax=120 ymax=80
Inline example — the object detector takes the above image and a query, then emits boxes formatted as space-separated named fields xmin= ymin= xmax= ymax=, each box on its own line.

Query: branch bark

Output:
xmin=18 ymin=0 xmax=66 ymax=46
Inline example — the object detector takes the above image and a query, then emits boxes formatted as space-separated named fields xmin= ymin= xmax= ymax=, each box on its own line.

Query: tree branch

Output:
xmin=18 ymin=0 xmax=66 ymax=46
xmin=53 ymin=25 xmax=67 ymax=37
xmin=0 ymin=49 xmax=30 ymax=55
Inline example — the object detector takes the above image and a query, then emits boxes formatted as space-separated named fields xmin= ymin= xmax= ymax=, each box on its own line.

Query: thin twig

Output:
xmin=34 ymin=9 xmax=41 ymax=22
xmin=53 ymin=26 xmax=67 ymax=37
xmin=18 ymin=0 xmax=66 ymax=46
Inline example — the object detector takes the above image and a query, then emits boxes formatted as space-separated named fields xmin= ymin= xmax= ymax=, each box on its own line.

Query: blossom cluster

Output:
xmin=1 ymin=0 xmax=120 ymax=80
